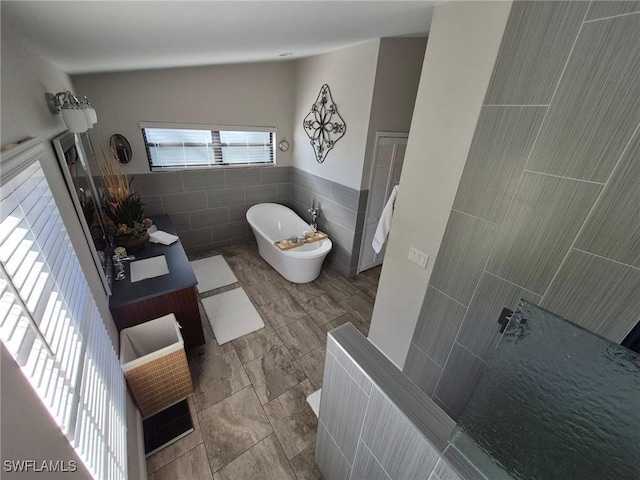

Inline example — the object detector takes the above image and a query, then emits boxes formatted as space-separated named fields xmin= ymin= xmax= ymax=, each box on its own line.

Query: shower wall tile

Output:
xmin=452 ymin=106 xmax=546 ymax=223
xmin=575 ymin=132 xmax=640 ymax=268
xmin=484 ymin=1 xmax=588 ymax=105
xmin=361 ymin=387 xmax=440 ymax=479
xmin=182 ymin=169 xmax=225 ymax=191
xmin=207 ymin=187 xmax=245 ymax=208
xmin=133 ymin=171 xmax=184 ymax=196
xmin=243 ymin=184 xmax=277 ymax=204
xmin=457 ymin=272 xmax=541 ymax=361
xmin=318 ymin=350 xmax=369 ymax=463
xmin=351 ymin=441 xmax=391 ymax=480
xmin=224 ymin=168 xmax=261 ymax=187
xmin=260 ymin=166 xmax=291 ymax=184
xmin=434 ymin=343 xmax=487 ymax=419
xmin=327 ymin=335 xmax=372 ymax=394
xmin=189 ymin=207 xmax=230 ymax=229
xmin=434 ymin=458 xmax=463 ymax=480
xmin=315 ymin=422 xmax=353 ymax=480
xmin=486 ymin=172 xmax=601 ymax=295
xmin=161 ymin=191 xmax=207 ymax=214
xmin=585 ymin=1 xmax=640 ymax=21
xmin=541 ymin=249 xmax=640 ymax=342
xmin=412 ymin=287 xmax=467 ymax=366
xmin=403 ymin=344 xmax=443 ymax=397
xmin=430 ymin=211 xmax=499 ymax=306
xmin=526 ymin=14 xmax=640 ymax=182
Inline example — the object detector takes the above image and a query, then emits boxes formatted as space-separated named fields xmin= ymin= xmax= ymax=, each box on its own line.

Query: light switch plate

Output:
xmin=408 ymin=247 xmax=429 ymax=268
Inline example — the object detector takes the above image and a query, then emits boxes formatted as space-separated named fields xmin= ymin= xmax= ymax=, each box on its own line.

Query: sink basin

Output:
xmin=130 ymin=255 xmax=169 ymax=282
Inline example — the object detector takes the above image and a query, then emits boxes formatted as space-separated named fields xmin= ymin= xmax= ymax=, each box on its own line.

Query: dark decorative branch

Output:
xmin=303 ymin=84 xmax=346 ymax=163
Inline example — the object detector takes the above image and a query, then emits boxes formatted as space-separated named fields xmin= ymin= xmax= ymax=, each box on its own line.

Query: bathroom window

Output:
xmin=0 ymin=142 xmax=127 ymax=479
xmin=140 ymin=122 xmax=276 ymax=170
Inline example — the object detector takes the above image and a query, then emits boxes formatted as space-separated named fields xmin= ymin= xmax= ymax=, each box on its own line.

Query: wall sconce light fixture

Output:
xmin=46 ymin=91 xmax=97 ymax=133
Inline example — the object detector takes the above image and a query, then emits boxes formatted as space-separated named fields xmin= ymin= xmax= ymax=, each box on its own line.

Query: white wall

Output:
xmin=1 ymin=32 xmax=143 ymax=480
xmin=73 ymin=61 xmax=297 ymax=174
xmin=293 ymin=41 xmax=380 ymax=189
xmin=361 ymin=37 xmax=427 ymax=190
xmin=368 ymin=1 xmax=512 ymax=368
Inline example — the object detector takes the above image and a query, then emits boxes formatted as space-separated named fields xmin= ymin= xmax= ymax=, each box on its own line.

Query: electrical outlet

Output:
xmin=408 ymin=247 xmax=429 ymax=268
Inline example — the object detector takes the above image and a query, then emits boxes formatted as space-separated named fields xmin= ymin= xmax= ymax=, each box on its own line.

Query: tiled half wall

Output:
xmin=404 ymin=1 xmax=640 ymax=419
xmin=291 ymin=168 xmax=368 ymax=277
xmin=126 ymin=166 xmax=292 ymax=256
xmin=318 ymin=324 xmax=481 ymax=480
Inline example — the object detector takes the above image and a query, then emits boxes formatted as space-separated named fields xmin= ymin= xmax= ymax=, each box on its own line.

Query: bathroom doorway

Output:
xmin=358 ymin=132 xmax=407 ymax=273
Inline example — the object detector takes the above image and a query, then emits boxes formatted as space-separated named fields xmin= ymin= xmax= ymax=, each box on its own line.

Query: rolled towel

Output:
xmin=372 ymin=185 xmax=399 ymax=254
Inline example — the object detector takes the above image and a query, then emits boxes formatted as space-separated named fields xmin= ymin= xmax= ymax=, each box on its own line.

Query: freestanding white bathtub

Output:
xmin=246 ymin=203 xmax=332 ymax=283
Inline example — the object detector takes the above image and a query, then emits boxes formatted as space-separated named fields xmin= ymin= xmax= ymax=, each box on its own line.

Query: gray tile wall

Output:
xmin=124 ymin=166 xmax=291 ymax=255
xmin=291 ymin=168 xmax=368 ymax=277
xmin=405 ymin=2 xmax=640 ymax=419
xmin=316 ymin=325 xmax=464 ymax=480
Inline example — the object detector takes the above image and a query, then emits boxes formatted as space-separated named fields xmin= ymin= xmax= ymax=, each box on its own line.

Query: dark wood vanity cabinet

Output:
xmin=109 ymin=215 xmax=205 ymax=350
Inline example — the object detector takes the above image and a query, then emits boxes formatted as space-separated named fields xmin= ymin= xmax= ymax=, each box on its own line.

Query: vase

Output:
xmin=114 ymin=231 xmax=150 ymax=252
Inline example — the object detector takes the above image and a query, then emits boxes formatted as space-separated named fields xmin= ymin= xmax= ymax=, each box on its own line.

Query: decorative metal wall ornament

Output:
xmin=303 ymin=84 xmax=346 ymax=163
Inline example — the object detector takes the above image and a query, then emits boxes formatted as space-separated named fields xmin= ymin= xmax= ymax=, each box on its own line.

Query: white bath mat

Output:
xmin=201 ymin=287 xmax=264 ymax=345
xmin=190 ymin=255 xmax=237 ymax=293
xmin=307 ymin=389 xmax=321 ymax=417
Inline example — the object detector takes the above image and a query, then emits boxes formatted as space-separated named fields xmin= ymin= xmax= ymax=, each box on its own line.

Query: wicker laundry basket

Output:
xmin=120 ymin=313 xmax=193 ymax=418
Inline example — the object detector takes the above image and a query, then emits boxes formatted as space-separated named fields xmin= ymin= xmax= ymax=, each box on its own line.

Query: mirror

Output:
xmin=110 ymin=134 xmax=132 ymax=164
xmin=52 ymin=131 xmax=111 ymax=294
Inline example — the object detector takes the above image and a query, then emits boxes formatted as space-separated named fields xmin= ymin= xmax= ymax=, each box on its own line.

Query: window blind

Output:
xmin=140 ymin=123 xmax=275 ymax=170
xmin=0 ymin=144 xmax=127 ymax=480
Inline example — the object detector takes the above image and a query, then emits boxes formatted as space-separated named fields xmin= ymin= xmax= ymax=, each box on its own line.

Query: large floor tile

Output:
xmin=191 ymin=349 xmax=250 ymax=412
xmin=350 ymin=268 xmax=381 ymax=298
xmin=290 ymin=442 xmax=323 ymax=480
xmin=296 ymin=345 xmax=326 ymax=390
xmin=244 ymin=279 xmax=289 ymax=306
xmin=339 ymin=293 xmax=374 ymax=325
xmin=244 ymin=345 xmax=306 ymax=405
xmin=199 ymin=386 xmax=273 ymax=473
xmin=282 ymin=280 xmax=326 ymax=304
xmin=260 ymin=295 xmax=308 ymax=329
xmin=148 ymin=444 xmax=213 ymax=480
xmin=212 ymin=434 xmax=296 ymax=480
xmin=276 ymin=317 xmax=326 ymax=358
xmin=146 ymin=397 xmax=204 ymax=474
xmin=300 ymin=294 xmax=348 ymax=326
xmin=232 ymin=325 xmax=283 ymax=364
xmin=312 ymin=268 xmax=359 ymax=302
xmin=263 ymin=379 xmax=318 ymax=460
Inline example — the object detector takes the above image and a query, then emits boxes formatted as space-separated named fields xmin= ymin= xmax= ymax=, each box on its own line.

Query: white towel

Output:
xmin=372 ymin=185 xmax=399 ymax=254
xmin=149 ymin=230 xmax=179 ymax=245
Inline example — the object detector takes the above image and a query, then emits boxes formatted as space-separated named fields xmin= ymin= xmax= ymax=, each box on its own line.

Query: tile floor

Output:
xmin=146 ymin=243 xmax=381 ymax=480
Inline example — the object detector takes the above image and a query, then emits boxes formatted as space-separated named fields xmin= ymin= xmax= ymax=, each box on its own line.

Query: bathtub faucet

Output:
xmin=308 ymin=204 xmax=320 ymax=231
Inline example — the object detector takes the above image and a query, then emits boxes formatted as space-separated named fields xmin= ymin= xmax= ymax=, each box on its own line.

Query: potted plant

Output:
xmin=98 ymin=142 xmax=149 ymax=251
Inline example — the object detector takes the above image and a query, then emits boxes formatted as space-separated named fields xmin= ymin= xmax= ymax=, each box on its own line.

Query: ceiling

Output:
xmin=1 ymin=1 xmax=437 ymax=75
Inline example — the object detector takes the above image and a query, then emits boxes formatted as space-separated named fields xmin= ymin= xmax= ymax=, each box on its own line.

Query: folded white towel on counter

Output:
xmin=372 ymin=185 xmax=399 ymax=254
xmin=149 ymin=230 xmax=179 ymax=245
